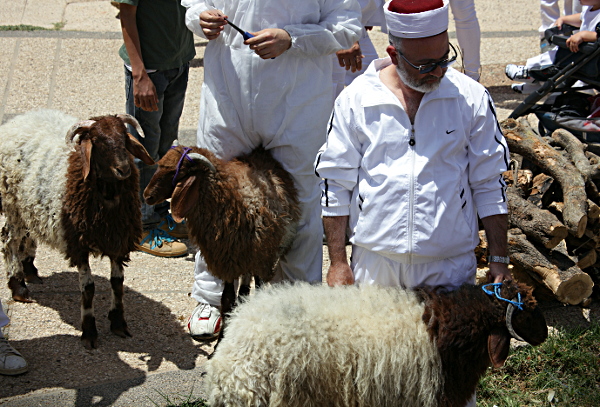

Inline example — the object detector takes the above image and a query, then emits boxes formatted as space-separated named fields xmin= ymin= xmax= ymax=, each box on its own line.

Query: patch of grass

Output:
xmin=0 ymin=22 xmax=64 ymax=31
xmin=478 ymin=322 xmax=600 ymax=406
xmin=149 ymin=388 xmax=209 ymax=407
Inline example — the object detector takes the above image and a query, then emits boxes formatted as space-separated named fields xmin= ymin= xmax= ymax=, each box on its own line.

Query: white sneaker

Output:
xmin=505 ymin=64 xmax=530 ymax=80
xmin=188 ymin=303 xmax=221 ymax=341
xmin=0 ymin=337 xmax=28 ymax=375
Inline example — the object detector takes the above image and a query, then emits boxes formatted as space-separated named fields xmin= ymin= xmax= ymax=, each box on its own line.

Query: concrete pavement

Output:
xmin=0 ymin=1 xmax=555 ymax=405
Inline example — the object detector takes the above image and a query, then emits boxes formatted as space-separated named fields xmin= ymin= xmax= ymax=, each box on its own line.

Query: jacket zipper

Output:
xmin=407 ymin=124 xmax=416 ymax=264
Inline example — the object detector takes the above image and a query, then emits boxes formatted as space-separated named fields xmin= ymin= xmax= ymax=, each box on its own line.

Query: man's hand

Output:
xmin=487 ymin=262 xmax=512 ymax=283
xmin=246 ymin=28 xmax=291 ymax=59
xmin=200 ymin=9 xmax=226 ymax=40
xmin=133 ymin=72 xmax=158 ymax=111
xmin=327 ymin=262 xmax=355 ymax=286
xmin=336 ymin=41 xmax=363 ymax=72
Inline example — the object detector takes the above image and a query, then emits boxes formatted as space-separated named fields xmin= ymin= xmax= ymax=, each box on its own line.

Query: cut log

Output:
xmin=576 ymin=249 xmax=597 ymax=270
xmin=588 ymin=199 xmax=600 ymax=223
xmin=503 ymin=169 xmax=533 ymax=196
xmin=507 ymin=188 xmax=567 ymax=249
xmin=508 ymin=229 xmax=594 ymax=305
xmin=510 ymin=264 xmax=557 ymax=302
xmin=501 ymin=118 xmax=588 ymax=237
xmin=551 ymin=129 xmax=595 ymax=181
xmin=527 ymin=173 xmax=557 ymax=208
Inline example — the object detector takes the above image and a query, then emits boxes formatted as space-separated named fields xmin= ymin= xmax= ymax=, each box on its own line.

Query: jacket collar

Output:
xmin=362 ymin=57 xmax=460 ymax=108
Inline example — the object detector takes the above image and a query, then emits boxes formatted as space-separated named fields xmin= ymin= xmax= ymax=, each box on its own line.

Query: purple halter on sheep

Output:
xmin=144 ymin=145 xmax=300 ymax=350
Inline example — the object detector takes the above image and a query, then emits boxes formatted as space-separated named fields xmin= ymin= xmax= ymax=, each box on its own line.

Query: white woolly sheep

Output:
xmin=206 ymin=281 xmax=548 ymax=407
xmin=143 ymin=145 xmax=300 ymax=344
xmin=0 ymin=109 xmax=154 ymax=348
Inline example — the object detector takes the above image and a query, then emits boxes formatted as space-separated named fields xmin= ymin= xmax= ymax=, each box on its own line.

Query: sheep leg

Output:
xmin=107 ymin=258 xmax=131 ymax=339
xmin=238 ymin=273 xmax=252 ymax=298
xmin=77 ymin=259 xmax=98 ymax=349
xmin=211 ymin=281 xmax=236 ymax=357
xmin=21 ymin=235 xmax=41 ymax=284
xmin=2 ymin=225 xmax=32 ymax=302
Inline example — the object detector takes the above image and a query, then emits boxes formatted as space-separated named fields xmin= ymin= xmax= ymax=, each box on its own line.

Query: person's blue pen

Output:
xmin=224 ymin=17 xmax=254 ymax=41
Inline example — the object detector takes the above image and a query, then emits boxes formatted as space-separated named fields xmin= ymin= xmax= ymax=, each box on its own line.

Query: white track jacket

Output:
xmin=316 ymin=58 xmax=509 ymax=264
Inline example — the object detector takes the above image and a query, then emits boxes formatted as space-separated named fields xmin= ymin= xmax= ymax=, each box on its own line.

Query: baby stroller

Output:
xmin=509 ymin=25 xmax=600 ymax=142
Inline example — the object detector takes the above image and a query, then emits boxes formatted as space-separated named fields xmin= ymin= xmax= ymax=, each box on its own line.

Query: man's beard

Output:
xmin=395 ymin=63 xmax=443 ymax=93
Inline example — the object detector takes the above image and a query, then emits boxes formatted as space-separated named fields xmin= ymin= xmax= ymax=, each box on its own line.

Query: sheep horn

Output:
xmin=505 ymin=303 xmax=527 ymax=342
xmin=116 ymin=114 xmax=145 ymax=138
xmin=65 ymin=120 xmax=96 ymax=144
xmin=188 ymin=152 xmax=216 ymax=173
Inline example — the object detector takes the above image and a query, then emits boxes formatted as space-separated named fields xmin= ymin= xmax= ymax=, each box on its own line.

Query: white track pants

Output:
xmin=449 ymin=0 xmax=481 ymax=81
xmin=351 ymin=245 xmax=477 ymax=289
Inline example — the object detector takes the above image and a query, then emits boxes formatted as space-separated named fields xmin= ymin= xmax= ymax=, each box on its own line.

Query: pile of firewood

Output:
xmin=477 ymin=116 xmax=600 ymax=305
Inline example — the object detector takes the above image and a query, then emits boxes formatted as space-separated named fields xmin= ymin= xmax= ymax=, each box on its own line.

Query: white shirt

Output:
xmin=316 ymin=58 xmax=509 ymax=264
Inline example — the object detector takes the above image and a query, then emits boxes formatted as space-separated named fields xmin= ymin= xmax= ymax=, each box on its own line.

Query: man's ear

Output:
xmin=387 ymin=45 xmax=399 ymax=65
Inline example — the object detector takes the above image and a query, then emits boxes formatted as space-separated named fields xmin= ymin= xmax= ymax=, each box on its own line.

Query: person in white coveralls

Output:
xmin=180 ymin=0 xmax=362 ymax=340
xmin=316 ymin=0 xmax=512 ymax=291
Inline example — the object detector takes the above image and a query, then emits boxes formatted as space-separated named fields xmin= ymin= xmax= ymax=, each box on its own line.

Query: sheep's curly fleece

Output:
xmin=207 ymin=283 xmax=442 ymax=407
xmin=0 ymin=109 xmax=76 ymax=252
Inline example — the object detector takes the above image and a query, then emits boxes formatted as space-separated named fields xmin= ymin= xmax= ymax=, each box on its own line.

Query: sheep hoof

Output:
xmin=24 ymin=274 xmax=42 ymax=284
xmin=108 ymin=309 xmax=132 ymax=338
xmin=23 ymin=257 xmax=42 ymax=284
xmin=110 ymin=325 xmax=132 ymax=339
xmin=8 ymin=276 xmax=33 ymax=303
xmin=81 ymin=335 xmax=98 ymax=350
xmin=81 ymin=317 xmax=98 ymax=349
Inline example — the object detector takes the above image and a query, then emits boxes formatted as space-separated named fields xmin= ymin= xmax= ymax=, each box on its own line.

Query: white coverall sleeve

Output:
xmin=181 ymin=0 xmax=211 ymax=39
xmin=315 ymin=97 xmax=363 ymax=217
xmin=468 ymin=90 xmax=510 ymax=219
xmin=284 ymin=0 xmax=363 ymax=57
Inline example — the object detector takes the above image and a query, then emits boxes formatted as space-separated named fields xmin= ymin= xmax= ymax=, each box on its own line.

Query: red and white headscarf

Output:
xmin=384 ymin=0 xmax=449 ymax=38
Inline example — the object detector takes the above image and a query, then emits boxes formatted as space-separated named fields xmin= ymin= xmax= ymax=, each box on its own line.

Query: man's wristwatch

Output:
xmin=487 ymin=255 xmax=510 ymax=264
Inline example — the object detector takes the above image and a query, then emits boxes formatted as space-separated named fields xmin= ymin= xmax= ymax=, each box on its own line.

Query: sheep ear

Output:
xmin=488 ymin=326 xmax=510 ymax=368
xmin=171 ymin=175 xmax=198 ymax=222
xmin=79 ymin=139 xmax=93 ymax=180
xmin=126 ymin=133 xmax=155 ymax=165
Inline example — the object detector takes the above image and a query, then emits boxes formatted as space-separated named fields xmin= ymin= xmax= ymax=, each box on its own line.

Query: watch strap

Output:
xmin=488 ymin=255 xmax=510 ymax=264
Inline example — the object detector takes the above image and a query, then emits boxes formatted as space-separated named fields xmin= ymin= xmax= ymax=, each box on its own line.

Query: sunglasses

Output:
xmin=396 ymin=42 xmax=457 ymax=74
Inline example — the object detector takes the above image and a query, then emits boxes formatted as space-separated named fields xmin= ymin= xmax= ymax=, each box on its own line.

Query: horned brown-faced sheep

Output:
xmin=206 ymin=280 xmax=548 ymax=407
xmin=0 ymin=109 xmax=154 ymax=348
xmin=143 ymin=145 xmax=300 ymax=344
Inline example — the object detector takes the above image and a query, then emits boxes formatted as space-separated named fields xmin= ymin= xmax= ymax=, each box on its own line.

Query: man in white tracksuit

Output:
xmin=317 ymin=1 xmax=512 ymax=295
xmin=317 ymin=4 xmax=509 ymax=404
xmin=181 ymin=0 xmax=362 ymax=340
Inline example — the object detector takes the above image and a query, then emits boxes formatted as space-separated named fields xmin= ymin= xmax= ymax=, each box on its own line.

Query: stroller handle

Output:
xmin=545 ymin=25 xmax=600 ymax=55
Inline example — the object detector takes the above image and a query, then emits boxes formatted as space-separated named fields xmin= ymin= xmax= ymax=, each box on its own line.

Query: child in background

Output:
xmin=506 ymin=0 xmax=600 ymax=93
xmin=116 ymin=0 xmax=195 ymax=257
